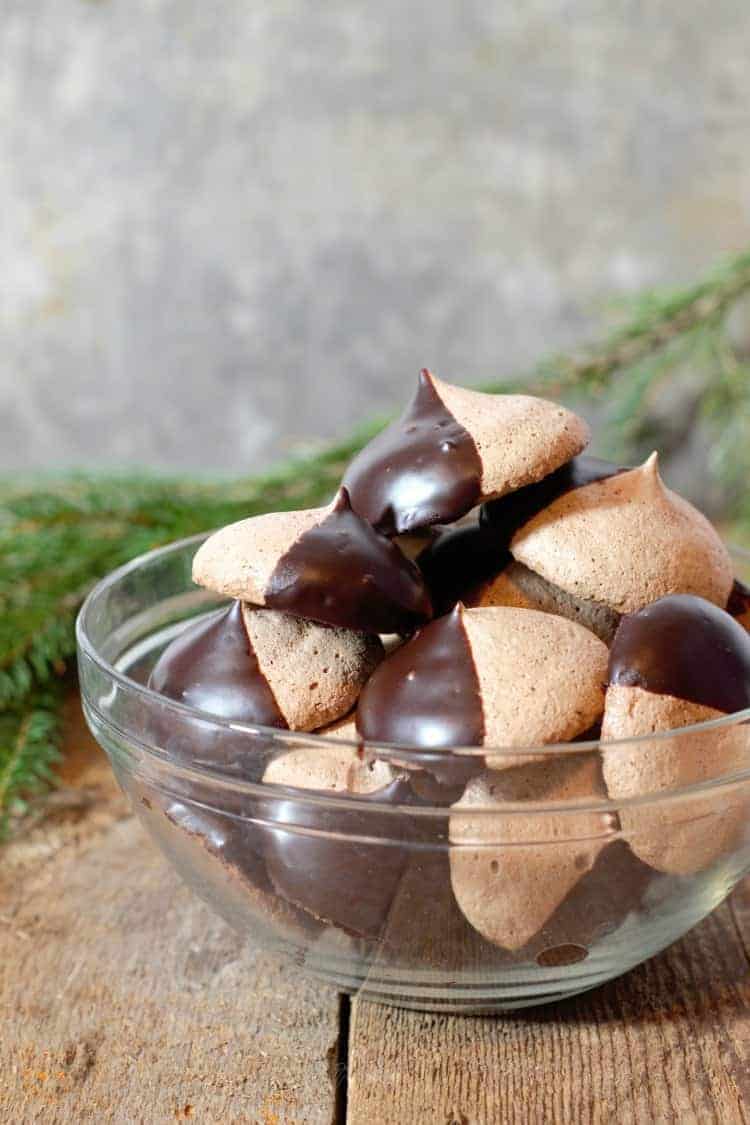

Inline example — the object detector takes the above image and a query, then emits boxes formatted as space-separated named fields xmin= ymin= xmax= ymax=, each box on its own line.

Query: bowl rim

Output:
xmin=76 ymin=532 xmax=750 ymax=814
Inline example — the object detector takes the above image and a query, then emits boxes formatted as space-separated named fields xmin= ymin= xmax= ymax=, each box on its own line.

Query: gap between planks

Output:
xmin=345 ymin=881 xmax=750 ymax=1125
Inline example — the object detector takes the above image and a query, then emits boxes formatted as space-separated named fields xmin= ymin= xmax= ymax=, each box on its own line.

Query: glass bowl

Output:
xmin=76 ymin=535 xmax=750 ymax=1013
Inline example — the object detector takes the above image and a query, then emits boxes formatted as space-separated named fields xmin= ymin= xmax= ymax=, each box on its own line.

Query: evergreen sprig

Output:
xmin=0 ymin=684 xmax=64 ymax=837
xmin=2 ymin=248 xmax=750 ymax=837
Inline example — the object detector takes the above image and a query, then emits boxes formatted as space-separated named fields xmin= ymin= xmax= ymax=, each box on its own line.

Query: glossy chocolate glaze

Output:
xmin=609 ymin=594 xmax=750 ymax=714
xmin=417 ymin=510 xmax=510 ymax=617
xmin=480 ymin=454 xmax=625 ymax=546
xmin=266 ymin=487 xmax=432 ymax=634
xmin=263 ymin=775 xmax=418 ymax=939
xmin=416 ymin=454 xmax=620 ymax=616
xmin=356 ymin=605 xmax=485 ymax=749
xmin=148 ymin=600 xmax=287 ymax=728
xmin=153 ymin=796 xmax=324 ymax=942
xmin=416 ymin=456 xmax=624 ymax=617
xmin=728 ymin=578 xmax=750 ymax=620
xmin=342 ymin=369 xmax=482 ymax=536
xmin=164 ymin=798 xmax=270 ymax=892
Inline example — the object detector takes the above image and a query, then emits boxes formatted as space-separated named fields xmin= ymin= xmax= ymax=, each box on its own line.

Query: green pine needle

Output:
xmin=0 ymin=685 xmax=64 ymax=838
xmin=2 ymin=247 xmax=750 ymax=835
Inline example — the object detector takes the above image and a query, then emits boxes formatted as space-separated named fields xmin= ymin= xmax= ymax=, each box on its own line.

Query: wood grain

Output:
xmin=347 ymin=884 xmax=750 ymax=1125
xmin=4 ymin=697 xmax=750 ymax=1123
xmin=0 ymin=703 xmax=341 ymax=1125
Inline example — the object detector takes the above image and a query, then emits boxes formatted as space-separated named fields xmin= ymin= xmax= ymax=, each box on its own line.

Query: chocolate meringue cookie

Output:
xmin=481 ymin=454 xmax=625 ymax=543
xmin=418 ymin=458 xmax=624 ymax=639
xmin=466 ymin=557 xmax=621 ymax=644
xmin=416 ymin=509 xmax=510 ymax=617
xmin=342 ymin=369 xmax=590 ymax=535
xmin=602 ymin=594 xmax=750 ymax=874
xmin=450 ymin=754 xmax=616 ymax=950
xmin=149 ymin=601 xmax=382 ymax=732
xmin=356 ymin=604 xmax=608 ymax=767
xmin=192 ymin=487 xmax=432 ymax=634
xmin=510 ymin=453 xmax=734 ymax=614
xmin=261 ymin=745 xmax=415 ymax=939
xmin=149 ymin=796 xmax=320 ymax=943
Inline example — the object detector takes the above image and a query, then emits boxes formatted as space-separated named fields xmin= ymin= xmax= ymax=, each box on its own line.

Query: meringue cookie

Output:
xmin=511 ymin=453 xmax=734 ymax=614
xmin=467 ymin=559 xmax=621 ymax=644
xmin=154 ymin=797 xmax=320 ymax=942
xmin=342 ymin=369 xmax=590 ymax=535
xmin=449 ymin=754 xmax=616 ymax=950
xmin=262 ymin=745 xmax=412 ymax=939
xmin=418 ymin=459 xmax=624 ymax=636
xmin=416 ymin=509 xmax=510 ymax=617
xmin=149 ymin=601 xmax=382 ymax=732
xmin=193 ymin=487 xmax=432 ymax=634
xmin=481 ymin=454 xmax=624 ymax=545
xmin=602 ymin=595 xmax=750 ymax=874
xmin=263 ymin=742 xmax=394 ymax=793
xmin=356 ymin=604 xmax=608 ymax=767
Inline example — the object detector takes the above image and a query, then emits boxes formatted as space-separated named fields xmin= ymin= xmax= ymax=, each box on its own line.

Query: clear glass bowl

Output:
xmin=76 ymin=535 xmax=750 ymax=1013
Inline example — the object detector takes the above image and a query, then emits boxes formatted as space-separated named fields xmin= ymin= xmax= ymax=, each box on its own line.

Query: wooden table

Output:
xmin=2 ymin=698 xmax=750 ymax=1124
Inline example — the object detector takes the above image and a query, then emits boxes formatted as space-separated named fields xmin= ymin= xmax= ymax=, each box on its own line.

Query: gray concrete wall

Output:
xmin=2 ymin=1 xmax=750 ymax=472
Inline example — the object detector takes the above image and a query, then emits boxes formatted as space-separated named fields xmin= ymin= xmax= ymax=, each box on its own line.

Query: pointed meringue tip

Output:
xmin=419 ymin=367 xmax=436 ymax=386
xmin=636 ymin=450 xmax=665 ymax=493
xmin=332 ymin=485 xmax=352 ymax=512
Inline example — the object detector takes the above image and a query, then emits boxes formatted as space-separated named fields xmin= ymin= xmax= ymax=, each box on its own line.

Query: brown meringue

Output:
xmin=602 ymin=595 xmax=750 ymax=874
xmin=193 ymin=487 xmax=432 ymax=634
xmin=511 ymin=453 xmax=734 ymax=614
xmin=342 ymin=369 xmax=590 ymax=535
xmin=449 ymin=754 xmax=615 ymax=950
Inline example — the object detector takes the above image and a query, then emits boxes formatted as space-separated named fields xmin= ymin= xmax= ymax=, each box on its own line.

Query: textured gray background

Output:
xmin=3 ymin=1 xmax=750 ymax=472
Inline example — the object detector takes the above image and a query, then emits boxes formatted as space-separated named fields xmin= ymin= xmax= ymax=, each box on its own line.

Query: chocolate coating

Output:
xmin=728 ymin=578 xmax=750 ymax=620
xmin=608 ymin=594 xmax=750 ymax=714
xmin=416 ymin=456 xmax=624 ymax=616
xmin=417 ymin=511 xmax=510 ymax=617
xmin=164 ymin=798 xmax=269 ymax=891
xmin=266 ymin=487 xmax=432 ymax=633
xmin=342 ymin=369 xmax=482 ymax=535
xmin=480 ymin=454 xmax=624 ymax=546
xmin=357 ymin=605 xmax=485 ymax=749
xmin=263 ymin=776 xmax=417 ymax=939
xmin=148 ymin=601 xmax=287 ymax=728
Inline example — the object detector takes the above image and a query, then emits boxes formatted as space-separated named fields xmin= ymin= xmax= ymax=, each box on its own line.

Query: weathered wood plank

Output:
xmin=347 ymin=885 xmax=750 ymax=1125
xmin=0 ymin=702 xmax=341 ymax=1125
xmin=6 ymin=697 xmax=750 ymax=1124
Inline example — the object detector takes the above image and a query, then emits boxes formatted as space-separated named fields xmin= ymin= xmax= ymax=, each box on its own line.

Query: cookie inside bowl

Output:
xmin=78 ymin=371 xmax=750 ymax=1011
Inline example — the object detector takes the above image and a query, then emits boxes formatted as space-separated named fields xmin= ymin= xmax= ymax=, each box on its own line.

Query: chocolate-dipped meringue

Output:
xmin=602 ymin=594 xmax=750 ymax=874
xmin=261 ymin=745 xmax=414 ymax=939
xmin=468 ymin=559 xmax=621 ymax=644
xmin=449 ymin=754 xmax=616 ymax=950
xmin=356 ymin=604 xmax=608 ymax=766
xmin=192 ymin=487 xmax=432 ymax=635
xmin=342 ymin=369 xmax=590 ymax=535
xmin=418 ymin=457 xmax=625 ymax=638
xmin=511 ymin=453 xmax=734 ymax=614
xmin=149 ymin=602 xmax=382 ymax=733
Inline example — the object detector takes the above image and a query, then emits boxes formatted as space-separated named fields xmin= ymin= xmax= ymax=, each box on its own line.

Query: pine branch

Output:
xmin=482 ymin=249 xmax=750 ymax=397
xmin=0 ymin=685 xmax=64 ymax=838
xmin=2 ymin=246 xmax=750 ymax=831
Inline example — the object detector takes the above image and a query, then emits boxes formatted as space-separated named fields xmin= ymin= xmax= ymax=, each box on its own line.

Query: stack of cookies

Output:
xmin=148 ymin=370 xmax=750 ymax=959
